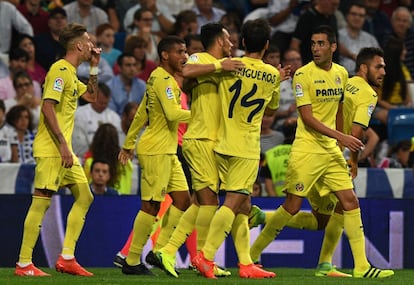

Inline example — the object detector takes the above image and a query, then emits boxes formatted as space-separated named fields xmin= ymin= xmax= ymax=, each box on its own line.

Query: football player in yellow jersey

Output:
xmin=118 ymin=36 xmax=191 ymax=276
xmin=150 ymin=23 xmax=245 ymax=278
xmin=250 ymin=25 xmax=394 ymax=278
xmin=191 ymin=19 xmax=279 ymax=279
xmin=15 ymin=23 xmax=101 ymax=277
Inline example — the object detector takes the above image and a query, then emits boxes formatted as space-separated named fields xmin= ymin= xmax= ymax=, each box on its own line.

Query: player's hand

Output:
xmin=339 ymin=134 xmax=364 ymax=153
xmin=347 ymin=159 xmax=358 ymax=179
xmin=118 ymin=149 xmax=133 ymax=165
xmin=60 ymin=143 xmax=73 ymax=168
xmin=90 ymin=47 xmax=102 ymax=66
xmin=220 ymin=58 xmax=245 ymax=72
xmin=277 ymin=64 xmax=291 ymax=81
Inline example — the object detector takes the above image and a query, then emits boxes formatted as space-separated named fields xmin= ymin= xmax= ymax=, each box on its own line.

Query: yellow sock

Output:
xmin=162 ymin=204 xmax=199 ymax=256
xmin=203 ymin=206 xmax=235 ymax=261
xmin=62 ymin=183 xmax=93 ymax=256
xmin=250 ymin=206 xmax=292 ymax=262
xmin=343 ymin=208 xmax=370 ymax=271
xmin=264 ymin=211 xmax=272 ymax=224
xmin=153 ymin=205 xmax=184 ymax=251
xmin=318 ymin=212 xmax=343 ymax=264
xmin=287 ymin=211 xmax=318 ymax=230
xmin=18 ymin=196 xmax=51 ymax=263
xmin=231 ymin=214 xmax=252 ymax=265
xmin=127 ymin=210 xmax=156 ymax=265
xmin=195 ymin=205 xmax=217 ymax=251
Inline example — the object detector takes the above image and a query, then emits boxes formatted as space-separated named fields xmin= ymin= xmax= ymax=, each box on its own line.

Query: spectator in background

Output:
xmin=128 ymin=8 xmax=161 ymax=62
xmin=63 ymin=0 xmax=108 ymax=34
xmin=170 ymin=9 xmax=198 ymax=39
xmin=192 ymin=0 xmax=226 ymax=33
xmin=267 ymin=0 xmax=310 ymax=57
xmin=13 ymin=34 xmax=47 ymax=84
xmin=0 ymin=49 xmax=42 ymax=101
xmin=6 ymin=104 xmax=35 ymax=163
xmin=119 ymin=101 xmax=139 ymax=146
xmin=96 ymin=23 xmax=122 ymax=68
xmin=0 ymin=58 xmax=8 ymax=78
xmin=116 ymin=35 xmax=158 ymax=81
xmin=363 ymin=0 xmax=392 ymax=46
xmin=34 ymin=7 xmax=67 ymax=70
xmin=184 ymin=34 xmax=204 ymax=56
xmin=108 ymin=53 xmax=146 ymax=115
xmin=5 ymin=71 xmax=41 ymax=128
xmin=0 ymin=99 xmax=15 ymax=163
xmin=18 ymin=0 xmax=49 ymax=35
xmin=73 ymin=82 xmax=122 ymax=160
xmin=93 ymin=0 xmax=120 ymax=32
xmin=260 ymin=112 xmax=285 ymax=156
xmin=84 ymin=123 xmax=133 ymax=194
xmin=89 ymin=159 xmax=119 ymax=195
xmin=378 ymin=139 xmax=412 ymax=168
xmin=290 ymin=0 xmax=339 ymax=64
xmin=339 ymin=1 xmax=380 ymax=76
xmin=124 ymin=0 xmax=175 ymax=37
xmin=164 ymin=0 xmax=194 ymax=17
xmin=374 ymin=37 xmax=412 ymax=125
xmin=386 ymin=7 xmax=414 ymax=79
xmin=271 ymin=48 xmax=301 ymax=130
xmin=0 ymin=0 xmax=33 ymax=54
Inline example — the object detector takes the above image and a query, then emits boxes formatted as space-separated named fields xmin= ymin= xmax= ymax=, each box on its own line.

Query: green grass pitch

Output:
xmin=1 ymin=267 xmax=413 ymax=285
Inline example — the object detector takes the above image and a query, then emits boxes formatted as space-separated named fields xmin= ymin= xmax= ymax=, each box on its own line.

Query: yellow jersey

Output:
xmin=123 ymin=66 xmax=191 ymax=155
xmin=343 ymin=75 xmax=377 ymax=134
xmin=214 ymin=57 xmax=280 ymax=159
xmin=33 ymin=59 xmax=87 ymax=157
xmin=292 ymin=61 xmax=348 ymax=154
xmin=183 ymin=52 xmax=221 ymax=141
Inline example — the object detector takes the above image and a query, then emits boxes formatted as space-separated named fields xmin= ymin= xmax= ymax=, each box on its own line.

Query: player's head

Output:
xmin=241 ymin=19 xmax=271 ymax=53
xmin=59 ymin=23 xmax=93 ymax=61
xmin=200 ymin=23 xmax=232 ymax=57
xmin=311 ymin=25 xmax=337 ymax=69
xmin=158 ymin=36 xmax=187 ymax=73
xmin=355 ymin=47 xmax=385 ymax=87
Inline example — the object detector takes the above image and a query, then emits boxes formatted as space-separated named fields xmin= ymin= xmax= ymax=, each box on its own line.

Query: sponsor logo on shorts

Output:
xmin=295 ymin=183 xmax=304 ymax=192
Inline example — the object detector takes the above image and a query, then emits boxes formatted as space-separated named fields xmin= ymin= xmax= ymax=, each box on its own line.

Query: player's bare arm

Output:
xmin=298 ymin=104 xmax=364 ymax=152
xmin=118 ymin=148 xmax=134 ymax=166
xmin=42 ymin=99 xmax=73 ymax=168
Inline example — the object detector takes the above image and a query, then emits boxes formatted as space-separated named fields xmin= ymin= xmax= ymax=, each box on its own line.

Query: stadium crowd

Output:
xmin=0 ymin=0 xmax=413 ymax=279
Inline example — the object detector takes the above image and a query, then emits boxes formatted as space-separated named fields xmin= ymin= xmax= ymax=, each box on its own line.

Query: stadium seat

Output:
xmin=387 ymin=108 xmax=414 ymax=146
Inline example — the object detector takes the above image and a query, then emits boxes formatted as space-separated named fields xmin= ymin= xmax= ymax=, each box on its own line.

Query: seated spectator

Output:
xmin=192 ymin=0 xmax=226 ymax=33
xmin=0 ymin=57 xmax=8 ymax=78
xmin=184 ymin=34 xmax=204 ymax=56
xmin=252 ymin=178 xmax=263 ymax=197
xmin=123 ymin=0 xmax=175 ymax=37
xmin=374 ymin=37 xmax=412 ymax=125
xmin=108 ymin=53 xmax=146 ymax=115
xmin=113 ymin=35 xmax=157 ymax=82
xmin=18 ymin=0 xmax=49 ymax=35
xmin=339 ymin=1 xmax=380 ymax=75
xmin=119 ymin=101 xmax=139 ymax=146
xmin=96 ymin=23 xmax=122 ymax=68
xmin=73 ymin=82 xmax=122 ymax=160
xmin=362 ymin=0 xmax=392 ymax=46
xmin=378 ymin=139 xmax=412 ymax=168
xmin=0 ymin=0 xmax=33 ymax=54
xmin=5 ymin=71 xmax=41 ymax=128
xmin=93 ymin=0 xmax=120 ymax=32
xmin=127 ymin=8 xmax=161 ymax=62
xmin=0 ymin=99 xmax=15 ymax=162
xmin=77 ymin=34 xmax=114 ymax=83
xmin=13 ymin=34 xmax=47 ymax=84
xmin=170 ymin=9 xmax=198 ymax=39
xmin=34 ymin=7 xmax=67 ymax=70
xmin=5 ymin=105 xmax=35 ymax=164
xmin=0 ymin=49 xmax=42 ymax=101
xmin=164 ymin=0 xmax=194 ymax=17
xmin=89 ymin=159 xmax=119 ymax=195
xmin=63 ymin=0 xmax=108 ymax=34
xmin=260 ymin=112 xmax=285 ymax=154
xmin=84 ymin=123 xmax=133 ymax=195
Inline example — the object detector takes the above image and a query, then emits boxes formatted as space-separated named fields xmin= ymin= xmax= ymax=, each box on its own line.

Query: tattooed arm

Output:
xmin=80 ymin=47 xmax=101 ymax=103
